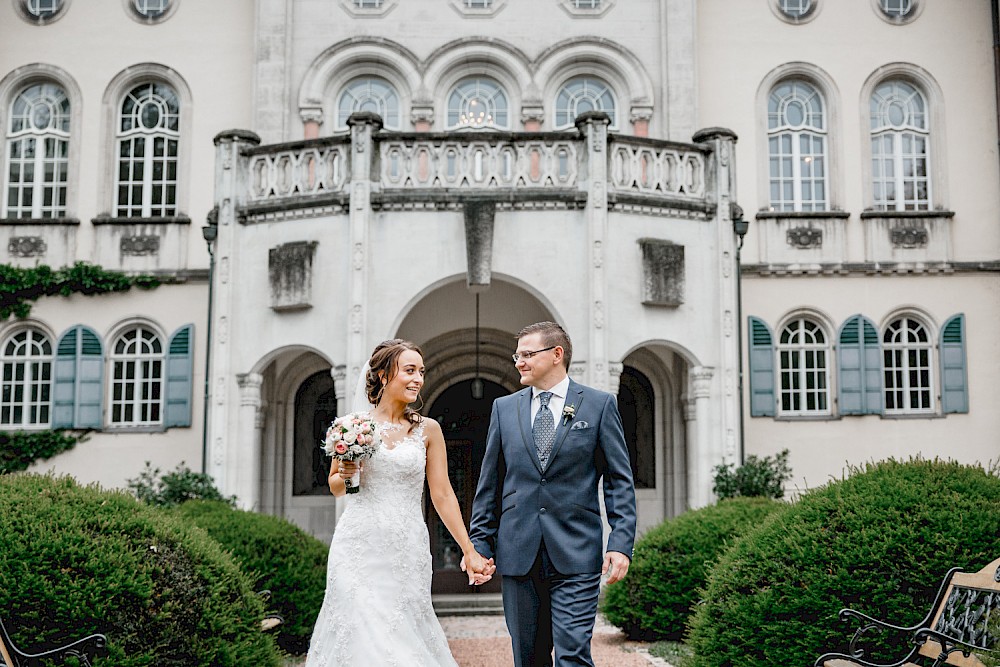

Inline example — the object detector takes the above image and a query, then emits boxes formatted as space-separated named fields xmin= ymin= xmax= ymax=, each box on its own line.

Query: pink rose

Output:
xmin=335 ymin=443 xmax=348 ymax=454
xmin=361 ymin=423 xmax=371 ymax=434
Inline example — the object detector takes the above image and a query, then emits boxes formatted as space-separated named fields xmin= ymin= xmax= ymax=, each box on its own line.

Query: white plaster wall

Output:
xmin=18 ymin=282 xmax=207 ymax=490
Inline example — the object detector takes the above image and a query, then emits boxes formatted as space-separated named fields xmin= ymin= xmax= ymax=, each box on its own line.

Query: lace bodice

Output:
xmin=345 ymin=419 xmax=427 ymax=522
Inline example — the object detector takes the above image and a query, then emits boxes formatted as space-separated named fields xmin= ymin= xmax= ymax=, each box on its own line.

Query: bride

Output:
xmin=305 ymin=339 xmax=495 ymax=666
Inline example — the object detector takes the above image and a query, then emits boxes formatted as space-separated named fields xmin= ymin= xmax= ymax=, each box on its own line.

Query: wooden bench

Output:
xmin=815 ymin=556 xmax=1000 ymax=667
xmin=0 ymin=614 xmax=106 ymax=667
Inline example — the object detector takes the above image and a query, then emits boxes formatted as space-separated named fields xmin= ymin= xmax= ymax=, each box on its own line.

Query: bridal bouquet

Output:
xmin=323 ymin=413 xmax=378 ymax=494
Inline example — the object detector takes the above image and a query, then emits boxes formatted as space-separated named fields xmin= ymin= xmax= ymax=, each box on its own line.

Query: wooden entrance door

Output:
xmin=426 ymin=379 xmax=507 ymax=594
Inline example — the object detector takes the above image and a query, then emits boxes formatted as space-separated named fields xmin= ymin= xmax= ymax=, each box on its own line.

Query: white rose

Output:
xmin=343 ymin=429 xmax=357 ymax=444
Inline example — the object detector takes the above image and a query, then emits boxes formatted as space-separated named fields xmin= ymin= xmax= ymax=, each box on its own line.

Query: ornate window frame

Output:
xmin=558 ymin=0 xmax=614 ymax=18
xmin=106 ymin=319 xmax=166 ymax=428
xmin=775 ymin=312 xmax=834 ymax=417
xmin=766 ymin=79 xmax=829 ymax=212
xmin=449 ymin=0 xmax=507 ymax=18
xmin=859 ymin=64 xmax=946 ymax=212
xmin=0 ymin=64 xmax=82 ymax=221
xmin=756 ymin=63 xmax=843 ymax=214
xmin=880 ymin=310 xmax=936 ymax=415
xmin=551 ymin=76 xmax=619 ymax=130
xmin=0 ymin=322 xmax=55 ymax=428
xmin=123 ymin=0 xmax=179 ymax=24
xmin=871 ymin=0 xmax=923 ymax=25
xmin=98 ymin=64 xmax=192 ymax=220
xmin=338 ymin=0 xmax=397 ymax=18
xmin=335 ymin=77 xmax=403 ymax=131
xmin=13 ymin=0 xmax=71 ymax=24
xmin=425 ymin=43 xmax=527 ymax=130
xmin=769 ymin=0 xmax=821 ymax=24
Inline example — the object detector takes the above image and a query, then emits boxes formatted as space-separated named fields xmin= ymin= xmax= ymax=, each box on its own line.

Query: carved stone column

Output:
xmin=209 ymin=129 xmax=260 ymax=493
xmin=576 ymin=111 xmax=611 ymax=390
xmin=689 ymin=366 xmax=715 ymax=509
xmin=235 ymin=372 xmax=263 ymax=510
xmin=346 ymin=112 xmax=382 ymax=405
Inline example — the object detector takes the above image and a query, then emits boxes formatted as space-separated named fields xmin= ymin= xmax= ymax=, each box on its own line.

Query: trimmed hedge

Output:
xmin=601 ymin=497 xmax=785 ymax=641
xmin=0 ymin=473 xmax=282 ymax=666
xmin=686 ymin=458 xmax=1000 ymax=667
xmin=173 ymin=500 xmax=328 ymax=655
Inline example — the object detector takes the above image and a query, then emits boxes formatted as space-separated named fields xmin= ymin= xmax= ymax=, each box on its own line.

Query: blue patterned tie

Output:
xmin=534 ymin=391 xmax=555 ymax=468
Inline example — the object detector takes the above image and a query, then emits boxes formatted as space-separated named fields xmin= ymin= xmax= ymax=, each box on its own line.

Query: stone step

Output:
xmin=433 ymin=593 xmax=505 ymax=616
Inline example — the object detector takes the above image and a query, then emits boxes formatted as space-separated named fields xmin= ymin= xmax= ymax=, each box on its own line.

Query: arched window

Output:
xmin=0 ymin=328 xmax=52 ymax=426
xmin=337 ymin=77 xmax=400 ymax=130
xmin=617 ymin=366 xmax=655 ymax=489
xmin=883 ymin=316 xmax=933 ymax=413
xmin=778 ymin=0 xmax=813 ymax=18
xmin=767 ymin=80 xmax=828 ymax=212
xmin=132 ymin=0 xmax=170 ymax=19
xmin=447 ymin=78 xmax=509 ymax=130
xmin=879 ymin=0 xmax=912 ymax=18
xmin=4 ymin=82 xmax=70 ymax=218
xmin=778 ymin=317 xmax=830 ymax=415
xmin=870 ymin=80 xmax=929 ymax=211
xmin=109 ymin=325 xmax=163 ymax=425
xmin=116 ymin=82 xmax=179 ymax=217
xmin=554 ymin=77 xmax=616 ymax=129
xmin=24 ymin=0 xmax=64 ymax=18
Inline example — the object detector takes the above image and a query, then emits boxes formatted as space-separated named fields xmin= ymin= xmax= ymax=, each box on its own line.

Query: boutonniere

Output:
xmin=562 ymin=404 xmax=576 ymax=424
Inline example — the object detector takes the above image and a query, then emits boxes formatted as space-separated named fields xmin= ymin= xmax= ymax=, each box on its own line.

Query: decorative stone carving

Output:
xmin=268 ymin=240 xmax=318 ymax=311
xmin=464 ymin=200 xmax=495 ymax=291
xmin=640 ymin=238 xmax=685 ymax=307
xmin=786 ymin=226 xmax=823 ymax=249
xmin=890 ymin=221 xmax=929 ymax=249
xmin=120 ymin=235 xmax=160 ymax=256
xmin=8 ymin=236 xmax=46 ymax=258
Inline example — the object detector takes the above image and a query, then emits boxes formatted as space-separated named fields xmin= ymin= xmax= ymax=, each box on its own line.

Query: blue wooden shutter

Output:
xmin=52 ymin=328 xmax=78 ymax=428
xmin=939 ymin=314 xmax=968 ymax=414
xmin=837 ymin=315 xmax=883 ymax=415
xmin=52 ymin=325 xmax=104 ymax=429
xmin=165 ymin=324 xmax=194 ymax=427
xmin=748 ymin=317 xmax=775 ymax=417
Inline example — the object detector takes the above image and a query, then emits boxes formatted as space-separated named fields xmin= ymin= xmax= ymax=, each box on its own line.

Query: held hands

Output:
xmin=460 ymin=550 xmax=496 ymax=586
xmin=602 ymin=551 xmax=631 ymax=585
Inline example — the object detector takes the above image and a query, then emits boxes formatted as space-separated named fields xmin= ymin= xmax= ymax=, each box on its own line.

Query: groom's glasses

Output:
xmin=511 ymin=346 xmax=556 ymax=363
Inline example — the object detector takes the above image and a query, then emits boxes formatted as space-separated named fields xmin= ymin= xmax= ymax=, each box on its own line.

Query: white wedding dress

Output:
xmin=305 ymin=418 xmax=460 ymax=667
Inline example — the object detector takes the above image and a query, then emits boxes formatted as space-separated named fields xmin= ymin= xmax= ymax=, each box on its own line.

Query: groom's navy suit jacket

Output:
xmin=470 ymin=379 xmax=637 ymax=577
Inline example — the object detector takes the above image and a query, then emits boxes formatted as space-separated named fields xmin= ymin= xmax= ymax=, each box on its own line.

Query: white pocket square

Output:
xmin=570 ymin=421 xmax=589 ymax=430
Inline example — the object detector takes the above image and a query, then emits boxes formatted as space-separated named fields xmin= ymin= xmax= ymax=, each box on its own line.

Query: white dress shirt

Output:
xmin=531 ymin=375 xmax=570 ymax=427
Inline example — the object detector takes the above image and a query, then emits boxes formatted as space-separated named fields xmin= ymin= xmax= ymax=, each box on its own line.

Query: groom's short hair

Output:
xmin=517 ymin=321 xmax=572 ymax=370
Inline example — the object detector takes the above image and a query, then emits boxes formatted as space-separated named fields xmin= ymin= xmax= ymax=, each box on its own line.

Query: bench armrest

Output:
xmin=812 ymin=608 xmax=928 ymax=667
xmin=913 ymin=628 xmax=996 ymax=666
xmin=18 ymin=633 xmax=107 ymax=667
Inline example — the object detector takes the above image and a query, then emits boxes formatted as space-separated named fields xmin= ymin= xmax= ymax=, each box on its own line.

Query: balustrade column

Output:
xmin=576 ymin=111 xmax=611 ymax=390
xmin=345 ymin=112 xmax=383 ymax=406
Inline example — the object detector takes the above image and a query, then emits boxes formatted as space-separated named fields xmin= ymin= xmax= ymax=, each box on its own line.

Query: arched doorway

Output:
xmin=426 ymin=378 xmax=507 ymax=594
xmin=292 ymin=370 xmax=337 ymax=497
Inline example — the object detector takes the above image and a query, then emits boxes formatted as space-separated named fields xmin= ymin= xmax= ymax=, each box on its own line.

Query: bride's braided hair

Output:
xmin=365 ymin=339 xmax=424 ymax=431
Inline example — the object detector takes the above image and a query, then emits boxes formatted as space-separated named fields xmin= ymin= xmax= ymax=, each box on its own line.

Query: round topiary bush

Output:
xmin=172 ymin=500 xmax=329 ymax=655
xmin=601 ymin=497 xmax=785 ymax=641
xmin=0 ymin=473 xmax=282 ymax=667
xmin=686 ymin=458 xmax=1000 ymax=667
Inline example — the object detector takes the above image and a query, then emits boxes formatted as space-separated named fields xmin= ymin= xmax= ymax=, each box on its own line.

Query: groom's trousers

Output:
xmin=501 ymin=540 xmax=602 ymax=667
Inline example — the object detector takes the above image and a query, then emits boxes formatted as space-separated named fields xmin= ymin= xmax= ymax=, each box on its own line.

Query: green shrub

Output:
xmin=0 ymin=430 xmax=85 ymax=474
xmin=686 ymin=458 xmax=1000 ymax=667
xmin=128 ymin=461 xmax=236 ymax=508
xmin=173 ymin=500 xmax=328 ymax=655
xmin=0 ymin=473 xmax=282 ymax=666
xmin=712 ymin=448 xmax=792 ymax=500
xmin=601 ymin=497 xmax=785 ymax=641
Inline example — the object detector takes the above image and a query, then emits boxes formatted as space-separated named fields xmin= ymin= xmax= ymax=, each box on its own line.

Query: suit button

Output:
xmin=540 ymin=478 xmax=546 ymax=485
xmin=540 ymin=507 xmax=547 ymax=514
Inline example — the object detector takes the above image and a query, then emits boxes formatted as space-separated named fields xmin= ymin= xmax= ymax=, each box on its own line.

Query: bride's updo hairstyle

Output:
xmin=366 ymin=339 xmax=424 ymax=430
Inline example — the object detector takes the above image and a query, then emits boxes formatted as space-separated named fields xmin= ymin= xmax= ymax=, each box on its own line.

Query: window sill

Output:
xmin=755 ymin=210 xmax=850 ymax=220
xmin=859 ymin=210 xmax=955 ymax=219
xmin=102 ymin=424 xmax=169 ymax=434
xmin=773 ymin=414 xmax=840 ymax=422
xmin=0 ymin=217 xmax=80 ymax=226
xmin=879 ymin=411 xmax=944 ymax=420
xmin=92 ymin=215 xmax=191 ymax=226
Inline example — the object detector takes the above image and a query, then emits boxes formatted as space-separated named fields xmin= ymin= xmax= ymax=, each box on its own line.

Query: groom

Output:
xmin=469 ymin=321 xmax=636 ymax=667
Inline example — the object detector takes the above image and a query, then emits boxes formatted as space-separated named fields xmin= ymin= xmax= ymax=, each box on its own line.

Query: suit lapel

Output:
xmin=516 ymin=388 xmax=544 ymax=474
xmin=547 ymin=381 xmax=585 ymax=467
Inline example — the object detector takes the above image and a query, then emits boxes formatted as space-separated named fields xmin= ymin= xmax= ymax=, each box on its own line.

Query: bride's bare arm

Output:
xmin=328 ymin=458 xmax=359 ymax=497
xmin=424 ymin=419 xmax=495 ymax=583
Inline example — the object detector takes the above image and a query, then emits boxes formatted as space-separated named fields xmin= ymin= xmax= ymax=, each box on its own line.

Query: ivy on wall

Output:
xmin=0 ymin=430 xmax=86 ymax=474
xmin=0 ymin=262 xmax=161 ymax=320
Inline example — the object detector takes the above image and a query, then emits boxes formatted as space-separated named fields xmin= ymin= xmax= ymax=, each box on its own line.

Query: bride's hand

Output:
xmin=338 ymin=461 xmax=359 ymax=477
xmin=461 ymin=551 xmax=495 ymax=585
